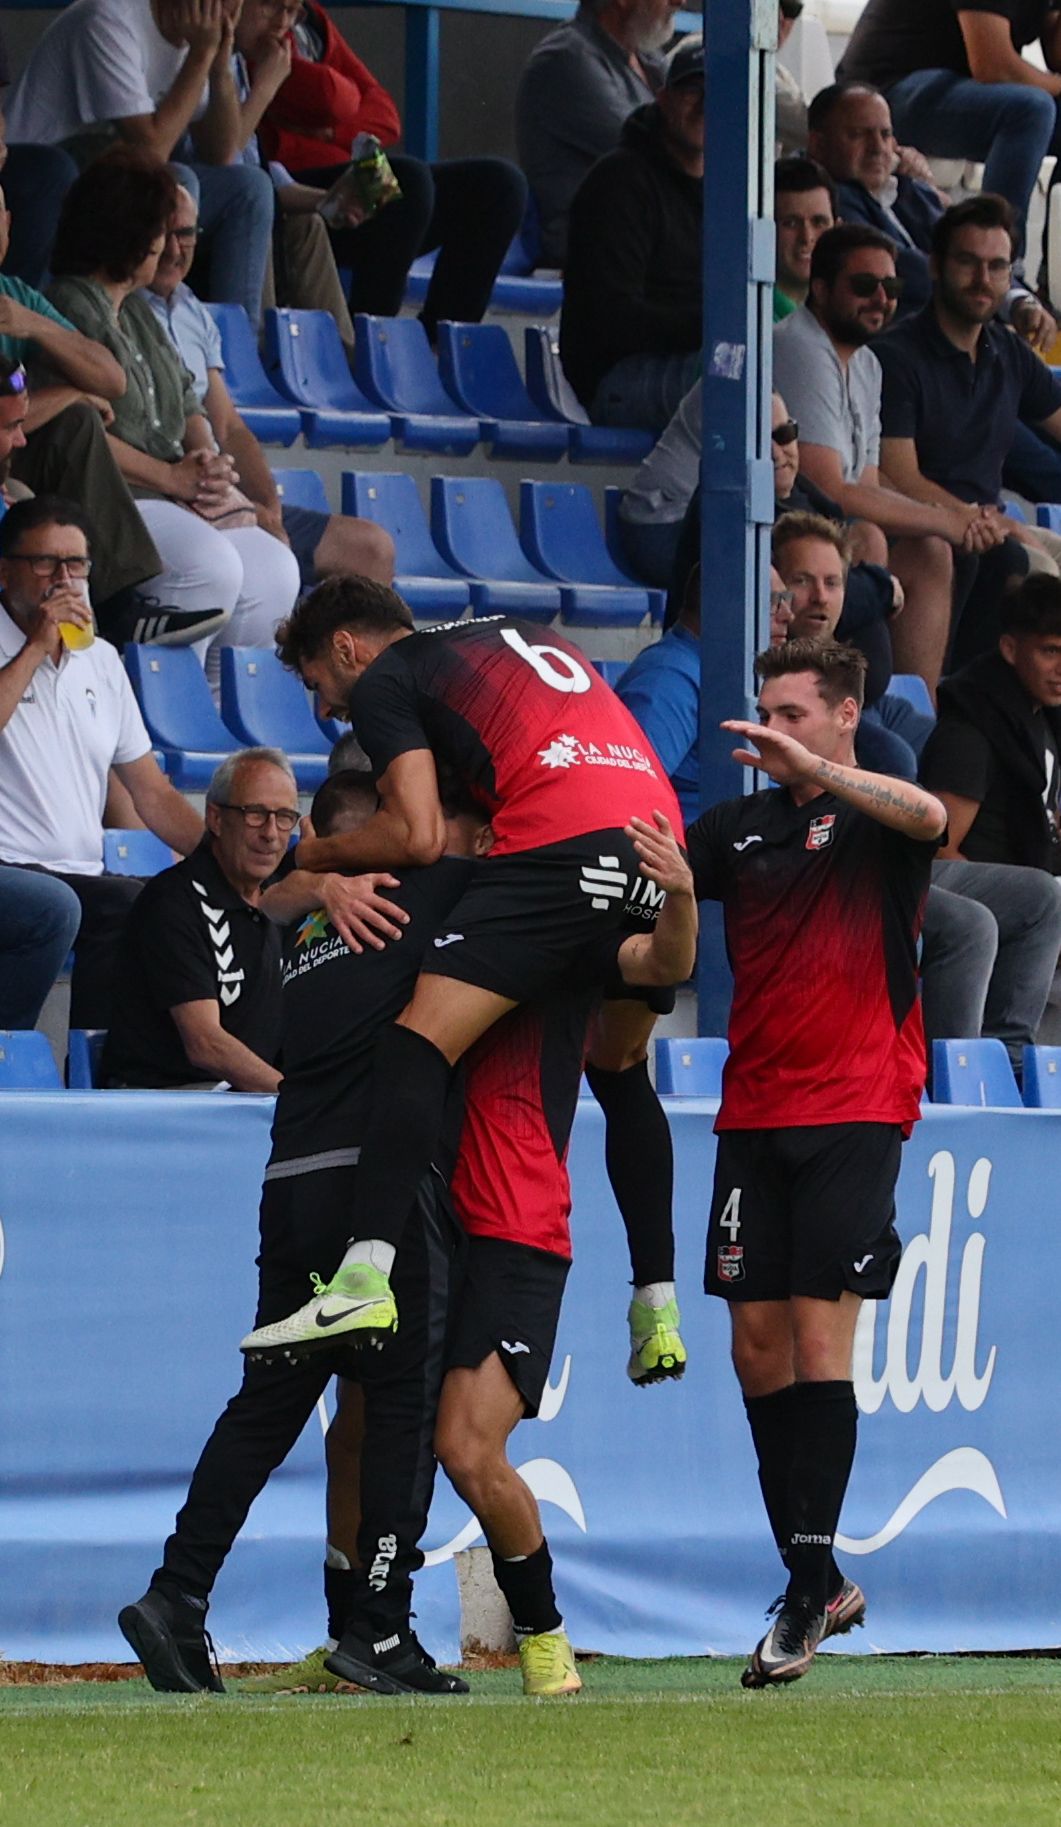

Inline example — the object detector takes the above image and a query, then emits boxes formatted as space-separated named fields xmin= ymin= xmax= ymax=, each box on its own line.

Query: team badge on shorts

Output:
xmin=806 ymin=814 xmax=836 ymax=851
xmin=717 ymin=1245 xmax=745 ymax=1282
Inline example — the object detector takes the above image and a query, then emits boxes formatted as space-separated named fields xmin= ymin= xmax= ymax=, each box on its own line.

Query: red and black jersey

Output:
xmin=349 ymin=617 xmax=683 ymax=856
xmin=687 ymin=788 xmax=938 ymax=1132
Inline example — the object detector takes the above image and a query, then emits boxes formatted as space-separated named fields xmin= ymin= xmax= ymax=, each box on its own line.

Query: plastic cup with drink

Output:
xmin=50 ymin=575 xmax=94 ymax=652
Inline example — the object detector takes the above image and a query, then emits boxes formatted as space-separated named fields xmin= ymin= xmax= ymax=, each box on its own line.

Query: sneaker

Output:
xmin=519 ymin=1629 xmax=582 ymax=1697
xmin=237 ymin=1646 xmax=361 ymax=1694
xmin=117 ymin=1586 xmax=224 ymax=1694
xmin=822 ymin=1576 xmax=866 ymax=1641
xmin=323 ymin=1628 xmax=469 ymax=1696
xmin=741 ymin=1594 xmax=826 ymax=1689
xmin=241 ymin=1266 xmax=399 ymax=1360
xmin=113 ymin=597 xmax=231 ymax=649
xmin=626 ymin=1295 xmax=687 ymax=1385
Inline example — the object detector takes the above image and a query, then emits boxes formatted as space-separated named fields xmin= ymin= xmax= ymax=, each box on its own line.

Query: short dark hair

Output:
xmin=807 ymin=79 xmax=885 ymax=134
xmin=756 ymin=636 xmax=868 ymax=709
xmin=327 ymin=729 xmax=373 ymax=775
xmin=277 ymin=576 xmax=414 ymax=668
xmin=774 ymin=155 xmax=838 ymax=218
xmin=0 ymin=495 xmax=92 ymax=557
xmin=931 ymin=192 xmax=1016 ymax=265
xmin=772 ymin=509 xmax=850 ymax=572
xmin=310 ymin=768 xmax=381 ymax=838
xmin=51 ymin=148 xmax=179 ymax=283
xmin=810 ymin=221 xmax=896 ymax=288
xmin=1001 ymin=572 xmax=1061 ymax=638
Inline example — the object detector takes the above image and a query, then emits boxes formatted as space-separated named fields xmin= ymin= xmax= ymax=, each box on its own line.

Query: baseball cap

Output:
xmin=664 ymin=35 xmax=704 ymax=91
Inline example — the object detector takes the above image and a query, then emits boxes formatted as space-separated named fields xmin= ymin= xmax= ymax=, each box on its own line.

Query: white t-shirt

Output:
xmin=0 ymin=605 xmax=151 ymax=875
xmin=6 ymin=0 xmax=203 ymax=147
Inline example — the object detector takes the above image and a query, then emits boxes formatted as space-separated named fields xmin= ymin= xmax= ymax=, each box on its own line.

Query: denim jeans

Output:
xmin=885 ymin=69 xmax=1059 ymax=252
xmin=590 ymin=352 xmax=700 ymax=433
xmin=173 ymin=162 xmax=274 ymax=328
xmin=922 ymin=861 xmax=1061 ymax=1072
xmin=3 ymin=143 xmax=78 ymax=286
xmin=0 ymin=866 xmax=81 ymax=1028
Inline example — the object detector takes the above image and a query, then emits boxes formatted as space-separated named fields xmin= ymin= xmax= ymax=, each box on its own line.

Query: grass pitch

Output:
xmin=2 ymin=1655 xmax=1060 ymax=1827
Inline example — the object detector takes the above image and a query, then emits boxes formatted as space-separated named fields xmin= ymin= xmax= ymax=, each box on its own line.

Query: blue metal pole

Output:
xmin=403 ymin=6 xmax=441 ymax=162
xmin=696 ymin=0 xmax=776 ymax=1034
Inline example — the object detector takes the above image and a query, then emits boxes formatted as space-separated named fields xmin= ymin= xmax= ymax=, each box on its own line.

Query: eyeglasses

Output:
xmin=780 ymin=0 xmax=803 ymax=18
xmin=948 ymin=252 xmax=1012 ymax=280
xmin=5 ymin=552 xmax=92 ymax=578
xmin=168 ymin=226 xmax=198 ymax=245
xmin=217 ymin=802 xmax=301 ymax=832
xmin=772 ymin=419 xmax=799 ymax=446
xmin=0 ymin=364 xmax=28 ymax=397
xmin=846 ymin=272 xmax=903 ymax=300
xmin=770 ymin=588 xmax=795 ymax=609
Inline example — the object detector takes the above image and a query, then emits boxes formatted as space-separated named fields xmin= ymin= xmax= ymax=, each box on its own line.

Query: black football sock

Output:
xmin=491 ymin=1540 xmax=562 ymax=1638
xmin=584 ymin=1058 xmax=675 ymax=1284
xmin=784 ymin=1379 xmax=858 ymax=1616
xmin=743 ymin=1384 xmax=796 ymax=1569
xmin=348 ymin=1025 xmax=453 ymax=1251
xmin=324 ymin=1556 xmax=359 ymax=1644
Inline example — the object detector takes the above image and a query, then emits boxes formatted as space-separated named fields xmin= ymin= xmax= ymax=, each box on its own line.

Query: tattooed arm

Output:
xmin=722 ymin=720 xmax=947 ymax=842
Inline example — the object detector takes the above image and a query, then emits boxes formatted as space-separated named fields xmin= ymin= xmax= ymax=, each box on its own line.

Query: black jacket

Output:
xmin=921 ymin=649 xmax=1061 ymax=869
xmin=559 ymin=104 xmax=702 ymax=407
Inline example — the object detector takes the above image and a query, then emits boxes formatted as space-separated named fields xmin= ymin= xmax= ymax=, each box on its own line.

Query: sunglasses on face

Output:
xmin=846 ymin=272 xmax=903 ymax=300
xmin=772 ymin=419 xmax=799 ymax=447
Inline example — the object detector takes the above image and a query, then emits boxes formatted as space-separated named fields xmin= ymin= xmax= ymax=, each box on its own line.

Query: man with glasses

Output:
xmin=102 ymin=748 xmax=295 ymax=1089
xmin=0 ymin=494 xmax=203 ymax=1028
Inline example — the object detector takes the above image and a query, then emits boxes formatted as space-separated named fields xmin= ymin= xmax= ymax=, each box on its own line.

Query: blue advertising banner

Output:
xmin=1 ymin=1093 xmax=1059 ymax=1664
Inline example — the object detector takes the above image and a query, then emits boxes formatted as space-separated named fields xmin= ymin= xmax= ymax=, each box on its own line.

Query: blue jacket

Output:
xmin=616 ymin=624 xmax=701 ymax=828
xmin=835 ymin=175 xmax=942 ymax=316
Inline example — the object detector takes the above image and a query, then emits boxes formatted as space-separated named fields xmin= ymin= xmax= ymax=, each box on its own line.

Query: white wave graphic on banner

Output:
xmin=836 ymin=1447 xmax=1006 ymax=1556
xmin=424 ymin=1457 xmax=587 ymax=1567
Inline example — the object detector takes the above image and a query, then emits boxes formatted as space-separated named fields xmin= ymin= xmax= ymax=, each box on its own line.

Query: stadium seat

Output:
xmin=123 ymin=645 xmax=241 ymax=790
xmin=201 ymin=302 xmax=302 ymax=446
xmin=0 ymin=1029 xmax=62 ymax=1089
xmin=352 ymin=314 xmax=481 ymax=454
xmin=436 ymin=322 xmax=569 ymax=459
xmin=523 ymin=327 xmax=655 ymax=465
xmin=430 ymin=477 xmax=562 ymax=622
xmin=218 ymin=648 xmax=331 ymax=790
xmin=102 ymin=829 xmax=174 ymax=877
xmin=888 ymin=673 xmax=935 ymax=719
xmin=1022 ymin=1044 xmax=1061 ymax=1108
xmin=341 ymin=472 xmax=471 ymax=618
xmin=271 ymin=468 xmax=330 ymax=514
xmin=67 ymin=1028 xmax=107 ymax=1090
xmin=931 ymin=1038 xmax=1022 ymax=1108
xmin=1037 ymin=503 xmax=1061 ymax=533
xmin=405 ymin=200 xmax=563 ymax=317
xmin=591 ymin=659 xmax=629 ymax=687
xmin=263 ymin=309 xmax=391 ymax=449
xmin=519 ymin=481 xmax=662 ymax=626
xmin=654 ymin=1037 xmax=728 ymax=1097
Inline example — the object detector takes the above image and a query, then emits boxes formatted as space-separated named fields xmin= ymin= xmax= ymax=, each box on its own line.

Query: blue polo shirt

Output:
xmin=874 ymin=304 xmax=1061 ymax=504
xmin=616 ymin=624 xmax=700 ymax=828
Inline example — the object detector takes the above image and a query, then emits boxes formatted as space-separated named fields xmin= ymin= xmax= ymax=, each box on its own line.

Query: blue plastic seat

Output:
xmin=931 ymin=1038 xmax=1022 ymax=1108
xmin=436 ymin=323 xmax=568 ymax=459
xmin=654 ymin=1037 xmax=728 ymax=1098
xmin=1037 ymin=503 xmax=1061 ymax=533
xmin=405 ymin=200 xmax=562 ymax=317
xmin=353 ymin=314 xmax=481 ymax=453
xmin=0 ymin=1029 xmax=62 ymax=1089
xmin=67 ymin=1028 xmax=107 ymax=1089
xmin=271 ymin=468 xmax=330 ymax=515
xmin=124 ymin=645 xmax=241 ymax=790
xmin=263 ymin=309 xmax=391 ymax=449
xmin=888 ymin=673 xmax=935 ymax=719
xmin=341 ymin=472 xmax=470 ymax=619
xmin=103 ymin=829 xmax=174 ymax=877
xmin=219 ymin=647 xmax=331 ymax=789
xmin=591 ymin=659 xmax=629 ymax=688
xmin=430 ymin=476 xmax=561 ymax=623
xmin=1022 ymin=1045 xmax=1061 ymax=1108
xmin=201 ymin=302 xmax=302 ymax=446
xmin=519 ymin=480 xmax=661 ymax=626
xmin=522 ymin=327 xmax=655 ymax=465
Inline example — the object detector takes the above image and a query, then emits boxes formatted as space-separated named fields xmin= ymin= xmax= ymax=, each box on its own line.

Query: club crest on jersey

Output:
xmin=717 ymin=1245 xmax=745 ymax=1282
xmin=806 ymin=814 xmax=836 ymax=852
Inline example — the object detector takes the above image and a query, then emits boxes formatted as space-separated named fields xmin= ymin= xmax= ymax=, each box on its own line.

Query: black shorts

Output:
xmin=446 ymin=1235 xmax=570 ymax=1417
xmin=705 ymin=1123 xmax=904 ymax=1303
xmin=419 ymin=827 xmax=660 ymax=1004
xmin=603 ymin=983 xmax=676 ymax=1015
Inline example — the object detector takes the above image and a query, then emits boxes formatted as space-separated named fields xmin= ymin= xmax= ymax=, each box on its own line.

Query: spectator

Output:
xmin=0 ymin=495 xmax=203 ymax=1027
xmin=773 ymin=222 xmax=994 ymax=694
xmin=837 ymin=0 xmax=1061 ymax=250
xmin=251 ymin=0 xmax=527 ymax=339
xmin=0 ymin=20 xmax=78 ymax=290
xmin=876 ymin=193 xmax=1061 ymax=670
xmin=0 ymin=867 xmax=80 ymax=1029
xmin=5 ymin=0 xmax=273 ymax=326
xmin=560 ymin=35 xmax=703 ymax=429
xmin=102 ymin=748 xmax=291 ymax=1090
xmin=773 ymin=155 xmax=838 ymax=321
xmin=515 ymin=0 xmax=680 ymax=267
xmin=48 ymin=152 xmax=300 ymax=694
xmin=143 ymin=186 xmax=394 ymax=594
xmin=776 ymin=0 xmax=810 ymax=156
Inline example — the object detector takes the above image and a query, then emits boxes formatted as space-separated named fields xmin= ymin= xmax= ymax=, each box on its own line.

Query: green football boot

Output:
xmin=626 ymin=1294 xmax=687 ymax=1385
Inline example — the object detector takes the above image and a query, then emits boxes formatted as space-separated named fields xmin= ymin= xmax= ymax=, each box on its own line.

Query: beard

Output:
xmin=631 ymin=3 xmax=676 ymax=54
